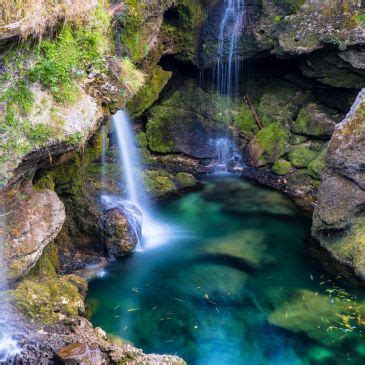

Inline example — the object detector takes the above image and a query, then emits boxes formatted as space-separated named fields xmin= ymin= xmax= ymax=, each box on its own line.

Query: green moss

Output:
xmin=135 ymin=132 xmax=148 ymax=148
xmin=288 ymin=143 xmax=319 ymax=168
xmin=144 ymin=169 xmax=176 ymax=197
xmin=1 ymin=80 xmax=34 ymax=114
xmin=257 ymin=80 xmax=301 ymax=126
xmin=128 ymin=66 xmax=172 ymax=116
xmin=254 ymin=123 xmax=290 ymax=165
xmin=10 ymin=243 xmax=86 ymax=324
xmin=307 ymin=147 xmax=327 ymax=180
xmin=175 ymin=172 xmax=196 ymax=188
xmin=272 ymin=159 xmax=292 ymax=175
xmin=118 ymin=0 xmax=147 ymax=63
xmin=146 ymin=106 xmax=176 ymax=153
xmin=234 ymin=104 xmax=258 ymax=136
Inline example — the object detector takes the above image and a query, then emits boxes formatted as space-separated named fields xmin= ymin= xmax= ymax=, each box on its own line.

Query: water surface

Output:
xmin=89 ymin=177 xmax=365 ymax=364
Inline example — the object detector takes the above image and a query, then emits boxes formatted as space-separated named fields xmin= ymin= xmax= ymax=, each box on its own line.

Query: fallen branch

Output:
xmin=245 ymin=94 xmax=264 ymax=130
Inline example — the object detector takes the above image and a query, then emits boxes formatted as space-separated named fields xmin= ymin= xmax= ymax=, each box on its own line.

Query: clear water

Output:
xmin=88 ymin=177 xmax=365 ymax=365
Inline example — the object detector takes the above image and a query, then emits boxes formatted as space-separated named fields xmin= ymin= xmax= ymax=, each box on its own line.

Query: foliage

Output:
xmin=29 ymin=20 xmax=107 ymax=103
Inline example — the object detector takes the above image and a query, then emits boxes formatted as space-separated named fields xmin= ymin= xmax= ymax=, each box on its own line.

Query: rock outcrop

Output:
xmin=312 ymin=88 xmax=365 ymax=278
xmin=2 ymin=183 xmax=66 ymax=281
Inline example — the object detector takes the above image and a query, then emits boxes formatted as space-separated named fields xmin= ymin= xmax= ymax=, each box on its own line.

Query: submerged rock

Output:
xmin=268 ymin=289 xmax=365 ymax=347
xmin=312 ymin=89 xmax=365 ymax=278
xmin=102 ymin=207 xmax=141 ymax=258
xmin=56 ymin=343 xmax=102 ymax=364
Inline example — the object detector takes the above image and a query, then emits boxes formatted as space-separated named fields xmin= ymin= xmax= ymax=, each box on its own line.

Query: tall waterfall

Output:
xmin=110 ymin=110 xmax=170 ymax=249
xmin=214 ymin=0 xmax=245 ymax=97
xmin=0 ymin=205 xmax=20 ymax=361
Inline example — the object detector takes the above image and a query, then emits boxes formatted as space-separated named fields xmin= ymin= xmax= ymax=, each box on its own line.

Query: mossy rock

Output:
xmin=128 ymin=66 xmax=172 ymax=117
xmin=175 ymin=172 xmax=196 ymax=188
xmin=144 ymin=169 xmax=177 ymax=197
xmin=247 ymin=123 xmax=290 ymax=167
xmin=307 ymin=146 xmax=327 ymax=180
xmin=272 ymin=159 xmax=292 ymax=175
xmin=10 ymin=244 xmax=86 ymax=324
xmin=291 ymin=104 xmax=337 ymax=139
xmin=257 ymin=79 xmax=304 ymax=127
xmin=146 ymin=104 xmax=227 ymax=158
xmin=288 ymin=143 xmax=319 ymax=168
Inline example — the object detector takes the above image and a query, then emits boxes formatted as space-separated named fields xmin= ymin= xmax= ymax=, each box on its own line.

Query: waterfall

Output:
xmin=106 ymin=110 xmax=171 ymax=249
xmin=210 ymin=0 xmax=245 ymax=172
xmin=211 ymin=137 xmax=243 ymax=173
xmin=214 ymin=0 xmax=245 ymax=97
xmin=0 ymin=205 xmax=20 ymax=361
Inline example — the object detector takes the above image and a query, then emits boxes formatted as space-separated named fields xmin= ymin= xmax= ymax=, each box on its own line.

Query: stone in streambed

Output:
xmin=202 ymin=230 xmax=274 ymax=268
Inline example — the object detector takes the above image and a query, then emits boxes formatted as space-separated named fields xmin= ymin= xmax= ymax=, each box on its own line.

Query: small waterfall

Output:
xmin=0 ymin=205 xmax=20 ymax=361
xmin=211 ymin=137 xmax=243 ymax=173
xmin=215 ymin=138 xmax=232 ymax=172
xmin=214 ymin=0 xmax=245 ymax=97
xmin=105 ymin=110 xmax=171 ymax=249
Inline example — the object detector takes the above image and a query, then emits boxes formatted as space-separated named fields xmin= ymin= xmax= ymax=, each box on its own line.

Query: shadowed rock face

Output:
xmin=312 ymin=89 xmax=365 ymax=279
xmin=2 ymin=183 xmax=66 ymax=281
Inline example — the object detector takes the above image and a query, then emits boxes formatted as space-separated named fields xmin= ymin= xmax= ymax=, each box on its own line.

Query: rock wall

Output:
xmin=312 ymin=89 xmax=365 ymax=278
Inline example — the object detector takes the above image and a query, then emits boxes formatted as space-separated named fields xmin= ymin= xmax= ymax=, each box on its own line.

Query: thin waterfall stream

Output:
xmin=102 ymin=110 xmax=173 ymax=250
xmin=211 ymin=0 xmax=245 ymax=172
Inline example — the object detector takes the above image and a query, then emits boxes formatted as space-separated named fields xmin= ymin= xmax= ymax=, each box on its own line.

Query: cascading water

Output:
xmin=210 ymin=0 xmax=245 ymax=171
xmin=0 ymin=205 xmax=20 ymax=361
xmin=214 ymin=0 xmax=245 ymax=98
xmin=103 ymin=110 xmax=171 ymax=249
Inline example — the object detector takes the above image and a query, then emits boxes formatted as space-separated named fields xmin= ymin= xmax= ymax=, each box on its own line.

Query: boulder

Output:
xmin=291 ymin=103 xmax=338 ymax=139
xmin=102 ymin=207 xmax=141 ymax=258
xmin=2 ymin=184 xmax=66 ymax=281
xmin=312 ymin=89 xmax=365 ymax=278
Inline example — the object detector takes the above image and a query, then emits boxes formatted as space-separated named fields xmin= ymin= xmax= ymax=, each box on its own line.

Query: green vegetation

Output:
xmin=288 ymin=143 xmax=319 ymax=168
xmin=128 ymin=66 xmax=172 ymax=116
xmin=253 ymin=123 xmax=290 ymax=166
xmin=30 ymin=15 xmax=108 ymax=103
xmin=273 ymin=159 xmax=292 ymax=175
xmin=308 ymin=147 xmax=327 ymax=180
xmin=10 ymin=243 xmax=87 ymax=324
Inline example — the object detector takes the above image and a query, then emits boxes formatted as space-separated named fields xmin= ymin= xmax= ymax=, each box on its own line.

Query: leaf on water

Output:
xmin=127 ymin=307 xmax=140 ymax=312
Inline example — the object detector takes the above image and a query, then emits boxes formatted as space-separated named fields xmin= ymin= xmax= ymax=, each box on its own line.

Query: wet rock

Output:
xmin=312 ymin=89 xmax=365 ymax=278
xmin=56 ymin=343 xmax=102 ymax=365
xmin=2 ymin=183 xmax=66 ymax=281
xmin=102 ymin=207 xmax=141 ymax=258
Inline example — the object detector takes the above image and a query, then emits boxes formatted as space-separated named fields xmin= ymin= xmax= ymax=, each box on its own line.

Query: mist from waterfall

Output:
xmin=214 ymin=0 xmax=245 ymax=98
xmin=105 ymin=110 xmax=172 ymax=249
xmin=0 ymin=205 xmax=20 ymax=361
